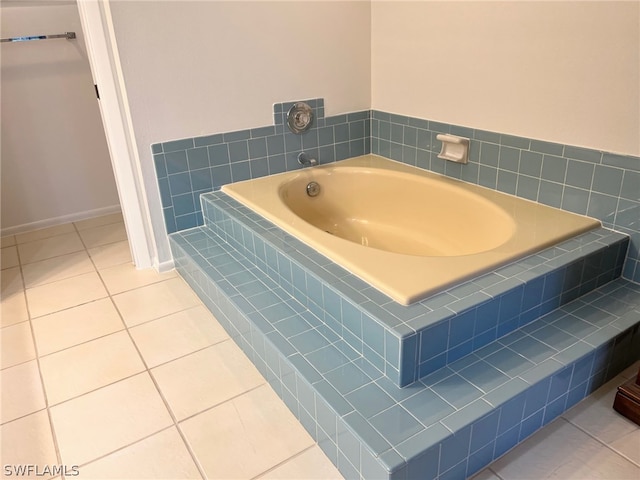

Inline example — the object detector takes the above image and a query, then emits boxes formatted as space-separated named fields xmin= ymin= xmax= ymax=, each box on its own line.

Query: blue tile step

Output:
xmin=200 ymin=191 xmax=629 ymax=386
xmin=169 ymin=225 xmax=640 ymax=480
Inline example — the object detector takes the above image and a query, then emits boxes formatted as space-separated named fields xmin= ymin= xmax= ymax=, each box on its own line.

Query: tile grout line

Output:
xmin=561 ymin=411 xmax=640 ymax=468
xmin=248 ymin=443 xmax=318 ymax=480
xmin=76 ymin=222 xmax=210 ymax=480
xmin=12 ymin=237 xmax=67 ymax=480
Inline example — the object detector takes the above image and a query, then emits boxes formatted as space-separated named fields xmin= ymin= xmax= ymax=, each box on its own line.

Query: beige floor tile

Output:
xmin=619 ymin=361 xmax=640 ymax=380
xmin=1 ymin=411 xmax=58 ymax=480
xmin=1 ymin=321 xmax=35 ymax=368
xmin=40 ymin=331 xmax=145 ymax=405
xmin=470 ymin=469 xmax=502 ymax=480
xmin=26 ymin=271 xmax=108 ymax=318
xmin=76 ymin=427 xmax=201 ymax=479
xmin=1 ymin=235 xmax=16 ymax=247
xmin=78 ymin=222 xmax=128 ymax=249
xmin=1 ymin=360 xmax=46 ymax=424
xmin=50 ymin=373 xmax=173 ymax=466
xmin=1 ymin=292 xmax=29 ymax=327
xmin=152 ymin=340 xmax=264 ymax=420
xmin=609 ymin=428 xmax=640 ymax=466
xmin=490 ymin=418 xmax=639 ymax=479
xmin=130 ymin=306 xmax=228 ymax=367
xmin=15 ymin=223 xmax=76 ymax=244
xmin=258 ymin=446 xmax=344 ymax=479
xmin=563 ymin=375 xmax=639 ymax=444
xmin=18 ymin=232 xmax=85 ymax=265
xmin=112 ymin=277 xmax=198 ymax=327
xmin=180 ymin=384 xmax=313 ymax=479
xmin=32 ymin=298 xmax=125 ymax=356
xmin=2 ymin=246 xmax=19 ymax=269
xmin=2 ymin=266 xmax=24 ymax=296
xmin=74 ymin=212 xmax=124 ymax=231
xmin=22 ymin=251 xmax=95 ymax=288
xmin=88 ymin=240 xmax=132 ymax=269
xmin=99 ymin=263 xmax=176 ymax=295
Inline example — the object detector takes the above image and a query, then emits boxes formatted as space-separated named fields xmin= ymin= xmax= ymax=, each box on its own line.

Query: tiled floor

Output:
xmin=1 ymin=213 xmax=638 ymax=480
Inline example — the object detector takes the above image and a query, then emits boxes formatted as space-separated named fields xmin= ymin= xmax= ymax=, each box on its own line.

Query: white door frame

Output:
xmin=76 ymin=0 xmax=156 ymax=269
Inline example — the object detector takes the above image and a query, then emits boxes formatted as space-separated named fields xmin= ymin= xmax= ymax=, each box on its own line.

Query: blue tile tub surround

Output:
xmin=202 ymin=190 xmax=628 ymax=387
xmin=151 ymin=98 xmax=370 ymax=233
xmin=170 ymin=226 xmax=640 ymax=480
xmin=151 ymin=104 xmax=639 ymax=283
xmin=369 ymin=111 xmax=640 ymax=284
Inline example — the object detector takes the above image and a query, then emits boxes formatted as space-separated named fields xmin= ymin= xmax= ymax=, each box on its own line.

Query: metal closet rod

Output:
xmin=1 ymin=32 xmax=76 ymax=43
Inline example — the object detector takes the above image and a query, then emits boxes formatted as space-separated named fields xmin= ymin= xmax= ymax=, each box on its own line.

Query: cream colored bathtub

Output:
xmin=221 ymin=155 xmax=600 ymax=305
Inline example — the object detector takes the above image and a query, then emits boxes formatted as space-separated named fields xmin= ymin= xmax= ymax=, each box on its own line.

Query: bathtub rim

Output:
xmin=221 ymin=155 xmax=601 ymax=305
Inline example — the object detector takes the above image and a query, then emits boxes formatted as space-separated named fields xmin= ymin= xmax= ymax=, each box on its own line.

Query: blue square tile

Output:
xmin=485 ymin=347 xmax=535 ymax=377
xmin=499 ymin=146 xmax=520 ymax=172
xmin=439 ymin=425 xmax=471 ymax=474
xmin=538 ymin=180 xmax=564 ymax=208
xmin=523 ymin=378 xmax=551 ymax=417
xmin=228 ymin=140 xmax=249 ymax=163
xmin=592 ymin=165 xmax=624 ymax=196
xmin=419 ymin=321 xmax=449 ymax=362
xmin=565 ymin=159 xmax=595 ymax=190
xmin=519 ymin=409 xmax=544 ymax=441
xmin=561 ymin=186 xmax=589 ymax=215
xmin=541 ymin=155 xmax=567 ymax=183
xmin=186 ymin=147 xmax=209 ymax=170
xmin=519 ymin=150 xmax=543 ymax=177
xmin=401 ymin=388 xmax=455 ymax=427
xmin=548 ymin=366 xmax=572 ymax=401
xmin=530 ymin=325 xmax=578 ymax=351
xmin=248 ymin=138 xmax=268 ymax=159
xmin=449 ymin=310 xmax=476 ymax=347
xmin=369 ymin=405 xmax=424 ymax=445
xmin=165 ymin=150 xmax=189 ymax=174
xmin=470 ymin=410 xmax=500 ymax=453
xmin=324 ymin=362 xmax=372 ymax=395
xmin=168 ymin=172 xmax=192 ymax=196
xmin=620 ymin=171 xmax=640 ymax=201
xmin=431 ymin=374 xmax=483 ymax=409
xmin=459 ymin=360 xmax=511 ymax=393
xmin=480 ymin=143 xmax=499 ymax=167
xmin=510 ymin=336 xmax=557 ymax=363
xmin=345 ymin=383 xmax=396 ymax=419
xmin=172 ymin=193 xmax=196 ymax=216
xmin=208 ymin=144 xmax=230 ymax=166
xmin=211 ymin=165 xmax=232 ymax=188
xmin=588 ymin=192 xmax=618 ymax=225
xmin=497 ymin=170 xmax=518 ymax=195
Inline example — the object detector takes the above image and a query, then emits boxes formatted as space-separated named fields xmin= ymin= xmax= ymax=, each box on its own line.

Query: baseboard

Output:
xmin=1 ymin=205 xmax=122 ymax=237
xmin=155 ymin=257 xmax=175 ymax=273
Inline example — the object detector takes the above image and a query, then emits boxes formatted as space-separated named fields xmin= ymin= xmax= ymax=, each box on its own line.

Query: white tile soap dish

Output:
xmin=437 ymin=134 xmax=470 ymax=164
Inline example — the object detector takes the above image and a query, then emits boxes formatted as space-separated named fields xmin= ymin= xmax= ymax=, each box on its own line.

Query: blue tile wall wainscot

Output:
xmin=151 ymin=99 xmax=370 ymax=234
xmin=370 ymin=111 xmax=640 ymax=284
xmin=151 ymin=103 xmax=639 ymax=285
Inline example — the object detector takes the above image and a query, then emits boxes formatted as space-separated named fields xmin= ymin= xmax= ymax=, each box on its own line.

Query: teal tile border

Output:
xmin=150 ymin=103 xmax=639 ymax=284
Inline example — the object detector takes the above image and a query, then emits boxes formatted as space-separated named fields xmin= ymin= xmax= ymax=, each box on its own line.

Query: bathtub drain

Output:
xmin=306 ymin=181 xmax=321 ymax=197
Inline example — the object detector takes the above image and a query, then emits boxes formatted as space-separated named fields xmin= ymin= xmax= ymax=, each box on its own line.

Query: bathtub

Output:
xmin=221 ymin=155 xmax=600 ymax=304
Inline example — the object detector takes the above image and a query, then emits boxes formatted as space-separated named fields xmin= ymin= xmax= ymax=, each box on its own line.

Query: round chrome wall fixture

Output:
xmin=287 ymin=102 xmax=313 ymax=134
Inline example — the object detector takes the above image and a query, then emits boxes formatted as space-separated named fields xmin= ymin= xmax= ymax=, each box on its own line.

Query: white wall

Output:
xmin=371 ymin=1 xmax=639 ymax=156
xmin=109 ymin=0 xmax=372 ymax=264
xmin=1 ymin=1 xmax=120 ymax=233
